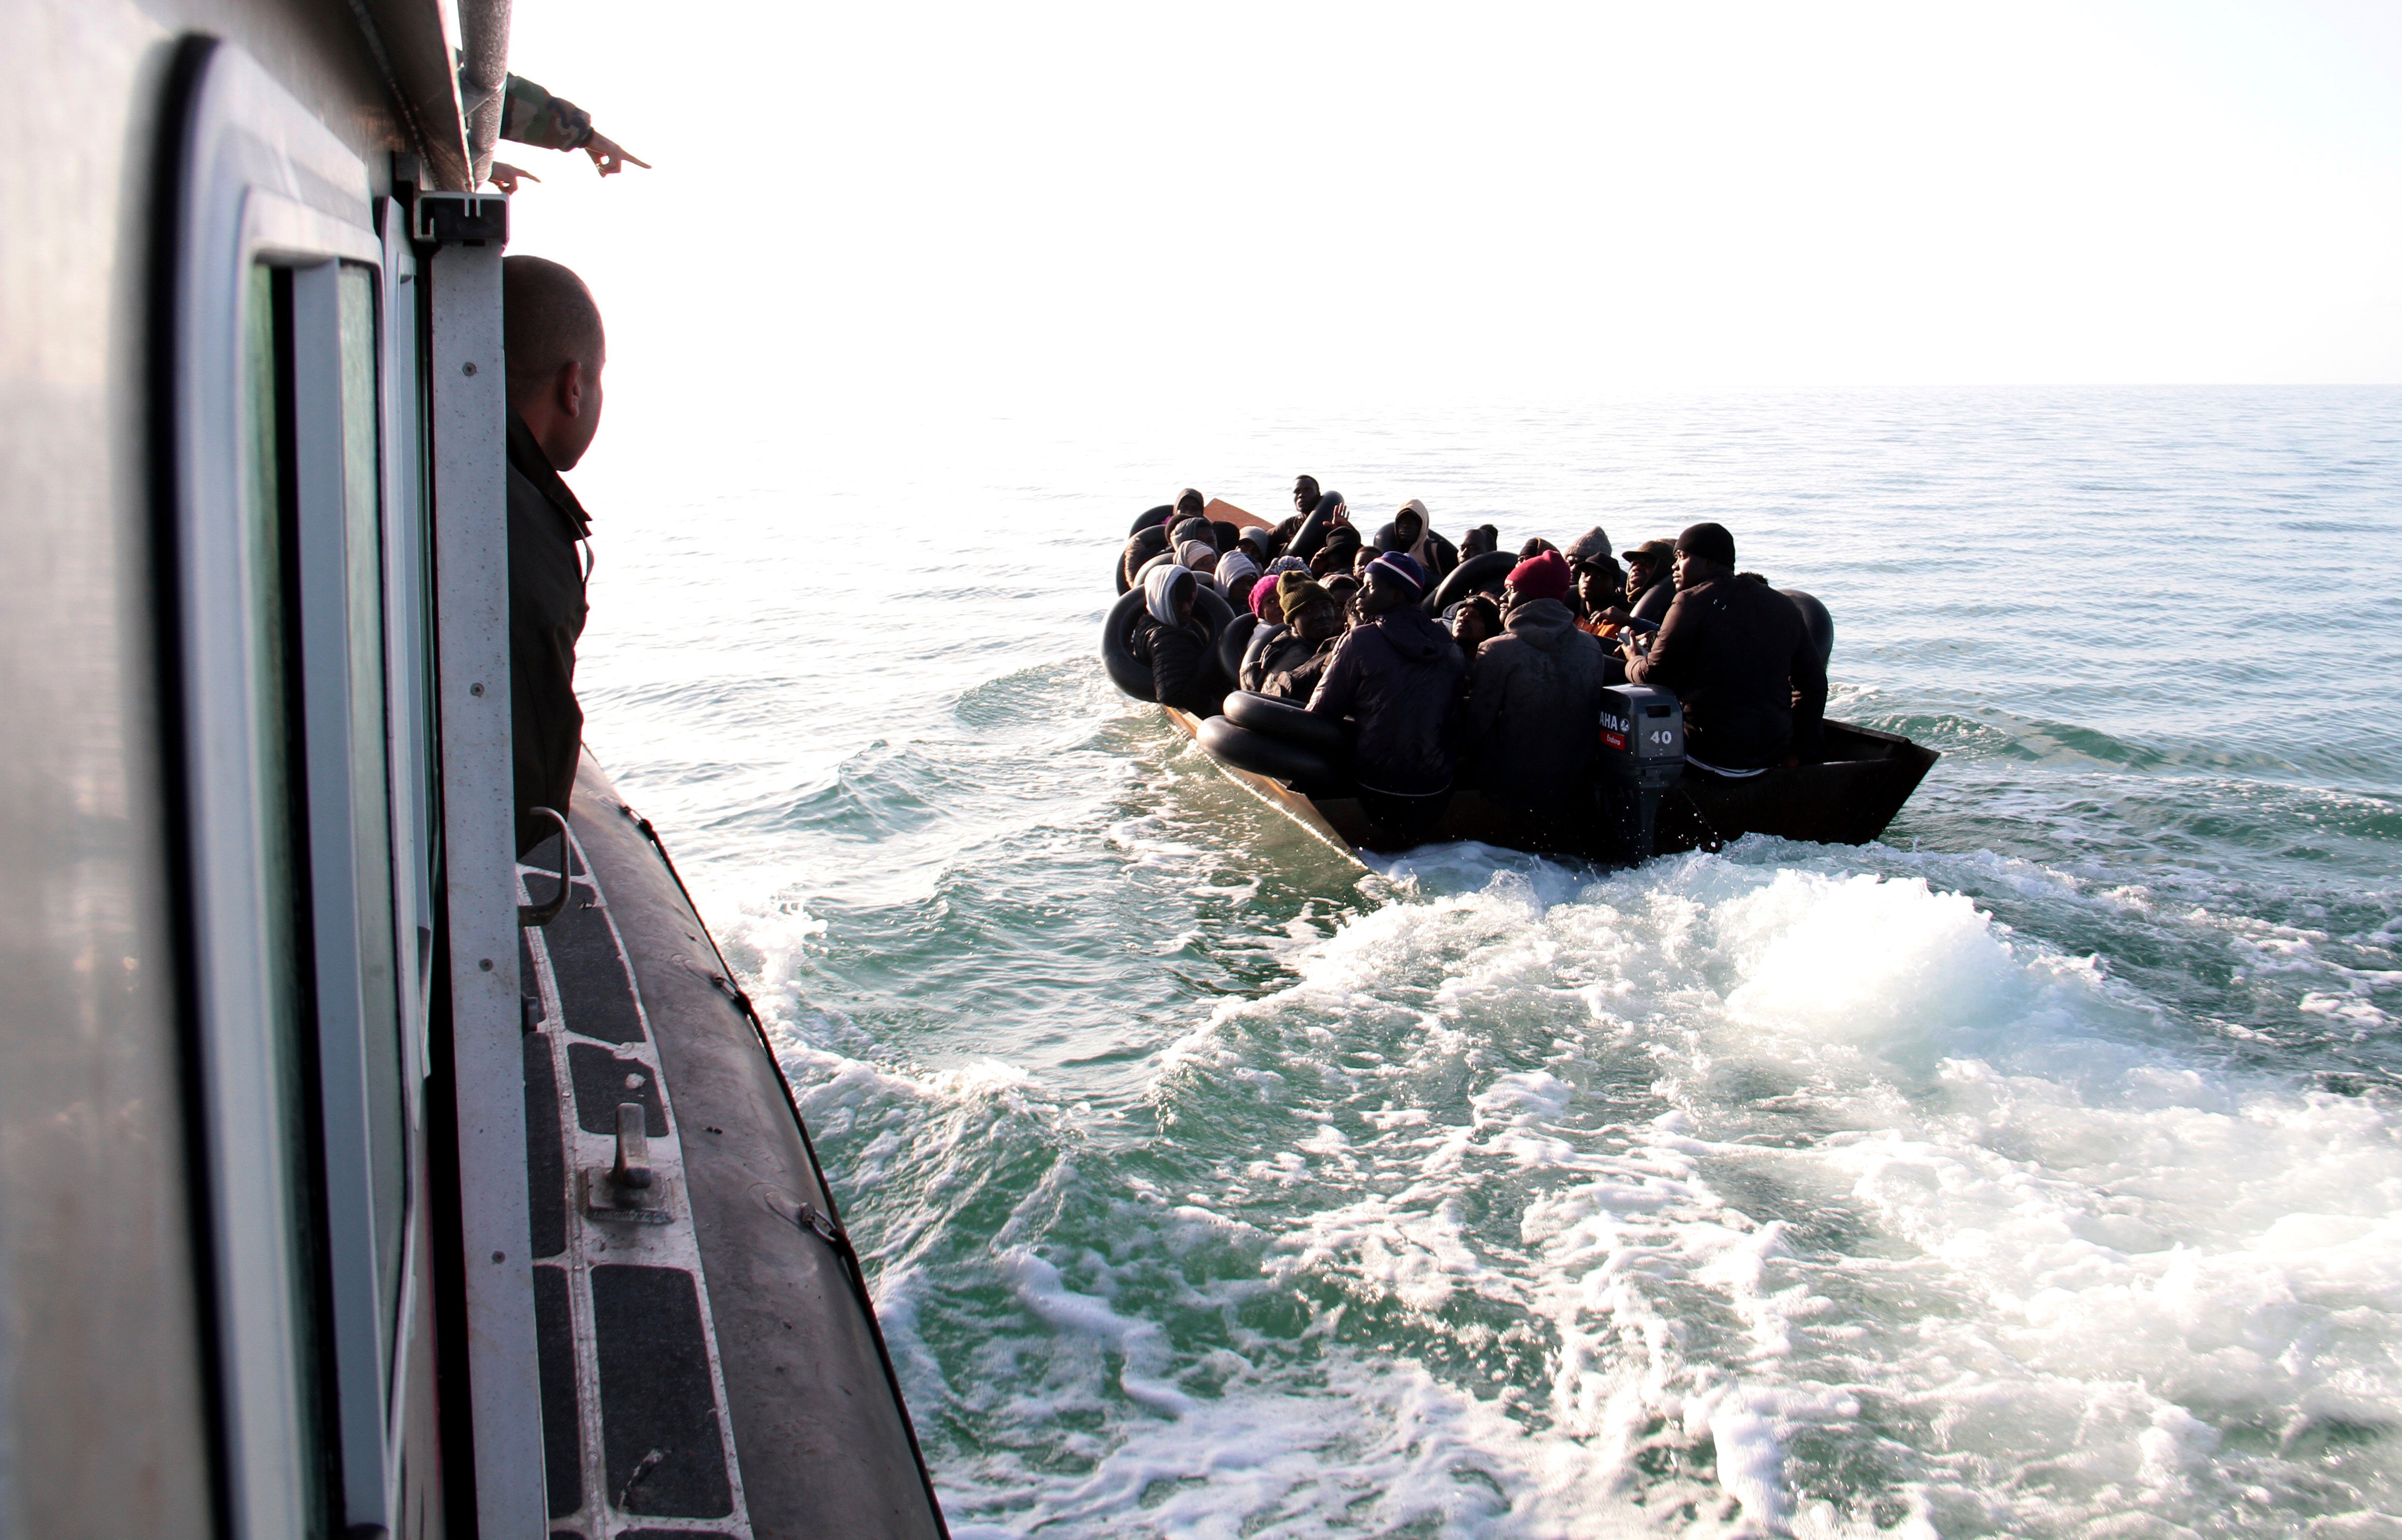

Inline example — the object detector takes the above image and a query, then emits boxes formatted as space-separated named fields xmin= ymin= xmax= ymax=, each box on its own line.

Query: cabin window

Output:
xmin=244 ymin=250 xmax=414 ymax=1524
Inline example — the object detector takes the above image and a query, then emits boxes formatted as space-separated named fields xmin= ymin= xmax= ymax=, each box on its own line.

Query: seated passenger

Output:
xmin=1307 ymin=553 xmax=1465 ymax=844
xmin=1177 ymin=539 xmax=1220 ymax=577
xmin=1517 ymin=536 xmax=1559 ymax=561
xmin=1562 ymin=527 xmax=1626 ymax=621
xmin=1459 ymin=524 xmax=1501 ymax=560
xmin=1621 ymin=538 xmax=1678 ymax=626
xmin=1131 ymin=565 xmax=1221 ymax=714
xmin=1293 ymin=475 xmax=1321 ymax=518
xmin=1375 ymin=499 xmax=1460 ymax=581
xmin=1237 ymin=526 xmax=1275 ymax=568
xmin=1170 ymin=516 xmax=1213 ymax=550
xmin=1467 ymin=550 xmax=1609 ymax=839
xmin=1173 ymin=486 xmax=1207 ymax=523
xmin=1623 ymin=523 xmax=1828 ymax=770
xmin=1573 ymin=557 xmax=1619 ymax=640
xmin=1449 ymin=592 xmax=1500 ymax=660
xmin=1311 ymin=522 xmax=1362 ymax=577
xmin=1241 ymin=574 xmax=1344 ymax=699
xmin=1210 ymin=519 xmax=1241 ymax=553
xmin=1215 ymin=548 xmax=1261 ymax=610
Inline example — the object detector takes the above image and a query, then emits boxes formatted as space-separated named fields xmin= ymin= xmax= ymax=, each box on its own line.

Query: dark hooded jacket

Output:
xmin=1466 ymin=597 xmax=1609 ymax=820
xmin=1130 ymin=566 xmax=1218 ymax=714
xmin=1626 ymin=575 xmax=1828 ymax=768
xmin=508 ymin=412 xmax=591 ymax=853
xmin=1240 ymin=624 xmax=1336 ymax=701
xmin=1307 ymin=605 xmax=1465 ymax=796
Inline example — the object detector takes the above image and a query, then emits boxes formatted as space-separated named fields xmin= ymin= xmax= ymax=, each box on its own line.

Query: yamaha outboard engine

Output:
xmin=1597 ymin=685 xmax=1686 ymax=863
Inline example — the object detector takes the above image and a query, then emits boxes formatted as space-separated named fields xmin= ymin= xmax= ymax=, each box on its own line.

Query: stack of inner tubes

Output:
xmin=1194 ymin=691 xmax=1353 ymax=794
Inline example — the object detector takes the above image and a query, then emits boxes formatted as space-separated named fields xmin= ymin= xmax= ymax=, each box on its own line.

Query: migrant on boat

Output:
xmin=1102 ymin=493 xmax=1937 ymax=866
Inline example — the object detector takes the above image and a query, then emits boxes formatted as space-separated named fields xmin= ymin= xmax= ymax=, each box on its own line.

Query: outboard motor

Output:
xmin=1596 ymin=685 xmax=1686 ymax=863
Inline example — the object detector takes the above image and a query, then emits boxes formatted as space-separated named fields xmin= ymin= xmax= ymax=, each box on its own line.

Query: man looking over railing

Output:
xmin=502 ymin=254 xmax=605 ymax=852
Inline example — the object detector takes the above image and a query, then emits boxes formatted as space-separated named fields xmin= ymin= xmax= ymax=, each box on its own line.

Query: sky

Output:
xmin=500 ymin=1 xmax=2402 ymax=427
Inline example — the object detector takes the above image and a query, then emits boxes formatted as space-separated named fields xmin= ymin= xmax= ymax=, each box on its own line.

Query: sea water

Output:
xmin=574 ymin=387 xmax=2402 ymax=1537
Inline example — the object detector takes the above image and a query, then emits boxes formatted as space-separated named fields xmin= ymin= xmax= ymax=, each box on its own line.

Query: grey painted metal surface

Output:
xmin=427 ymin=213 xmax=552 ymax=1533
xmin=0 ymin=6 xmax=224 ymax=1534
xmin=168 ymin=41 xmax=384 ymax=1540
xmin=568 ymin=758 xmax=950 ymax=1540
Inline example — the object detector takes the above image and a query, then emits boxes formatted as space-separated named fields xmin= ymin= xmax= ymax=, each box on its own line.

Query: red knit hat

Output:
xmin=1506 ymin=549 xmax=1571 ymax=603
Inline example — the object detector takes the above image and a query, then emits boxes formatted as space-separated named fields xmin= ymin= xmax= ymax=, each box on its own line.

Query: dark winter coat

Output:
xmin=1240 ymin=625 xmax=1336 ymax=700
xmin=1629 ymin=578 xmax=1675 ymax=626
xmin=1466 ymin=597 xmax=1609 ymax=820
xmin=1626 ymin=575 xmax=1828 ymax=769
xmin=1307 ymin=606 xmax=1466 ymax=796
xmin=508 ymin=412 xmax=591 ymax=854
xmin=1131 ymin=566 xmax=1218 ymax=713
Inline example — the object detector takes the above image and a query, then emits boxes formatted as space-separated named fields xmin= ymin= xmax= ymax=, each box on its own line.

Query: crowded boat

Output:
xmin=1103 ymin=479 xmax=1937 ymax=862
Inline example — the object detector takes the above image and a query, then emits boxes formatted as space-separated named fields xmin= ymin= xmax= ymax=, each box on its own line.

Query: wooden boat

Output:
xmin=1151 ymin=499 xmax=1939 ymax=864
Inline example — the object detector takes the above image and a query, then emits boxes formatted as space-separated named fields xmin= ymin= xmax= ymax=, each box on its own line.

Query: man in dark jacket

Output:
xmin=1131 ymin=564 xmax=1220 ymax=714
xmin=1307 ymin=553 xmax=1464 ymax=844
xmin=1467 ymin=550 xmax=1608 ymax=839
xmin=1624 ymin=523 xmax=1828 ymax=769
xmin=502 ymin=255 xmax=605 ymax=853
xmin=1621 ymin=538 xmax=1678 ymax=626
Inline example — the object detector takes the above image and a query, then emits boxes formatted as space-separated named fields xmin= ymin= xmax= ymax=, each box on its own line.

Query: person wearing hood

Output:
xmin=1241 ymin=573 xmax=1344 ymax=700
xmin=1131 ymin=564 xmax=1221 ymax=714
xmin=1307 ymin=552 xmax=1465 ymax=844
xmin=1177 ymin=539 xmax=1220 ymax=578
xmin=1374 ymin=499 xmax=1460 ymax=582
xmin=1237 ymin=525 xmax=1275 ymax=568
xmin=1466 ymin=549 xmax=1610 ymax=841
xmin=1624 ymin=523 xmax=1827 ymax=769
xmin=1170 ymin=516 xmax=1213 ymax=550
xmin=1215 ymin=548 xmax=1262 ymax=610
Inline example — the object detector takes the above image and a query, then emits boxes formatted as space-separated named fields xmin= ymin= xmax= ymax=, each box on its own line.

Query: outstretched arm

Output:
xmin=498 ymin=74 xmax=651 ymax=178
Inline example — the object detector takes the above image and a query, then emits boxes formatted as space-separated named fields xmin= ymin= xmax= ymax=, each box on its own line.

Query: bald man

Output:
xmin=502 ymin=254 xmax=605 ymax=852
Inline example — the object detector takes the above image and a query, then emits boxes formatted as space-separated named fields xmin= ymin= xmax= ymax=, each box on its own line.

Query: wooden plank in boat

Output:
xmin=1203 ymin=498 xmax=1273 ymax=532
xmin=1162 ymin=707 xmax=1365 ymax=866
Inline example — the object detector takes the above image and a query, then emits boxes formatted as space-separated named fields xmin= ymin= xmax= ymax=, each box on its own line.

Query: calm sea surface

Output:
xmin=576 ymin=388 xmax=2402 ymax=1537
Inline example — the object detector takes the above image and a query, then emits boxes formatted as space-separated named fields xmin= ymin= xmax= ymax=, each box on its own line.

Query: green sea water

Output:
xmin=577 ymin=388 xmax=2402 ymax=1537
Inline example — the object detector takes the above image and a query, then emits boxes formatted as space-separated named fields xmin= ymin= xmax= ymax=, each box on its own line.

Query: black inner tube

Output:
xmin=1102 ymin=583 xmax=1239 ymax=704
xmin=1285 ymin=490 xmax=1345 ymax=563
xmin=1423 ymin=549 xmax=1513 ymax=613
xmin=1224 ymin=690 xmax=1352 ymax=758
xmin=1127 ymin=503 xmax=1175 ymax=538
xmin=1216 ymin=611 xmax=1258 ymax=687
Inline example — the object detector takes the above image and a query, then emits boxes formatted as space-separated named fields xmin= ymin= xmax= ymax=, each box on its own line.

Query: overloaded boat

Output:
xmin=1104 ymin=501 xmax=1937 ymax=865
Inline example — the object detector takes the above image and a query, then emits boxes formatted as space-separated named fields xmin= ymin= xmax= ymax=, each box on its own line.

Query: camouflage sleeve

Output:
xmin=499 ymin=74 xmax=595 ymax=151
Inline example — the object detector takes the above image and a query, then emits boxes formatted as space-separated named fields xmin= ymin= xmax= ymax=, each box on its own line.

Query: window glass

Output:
xmin=337 ymin=264 xmax=409 ymax=1338
xmin=244 ymin=259 xmax=329 ymax=1523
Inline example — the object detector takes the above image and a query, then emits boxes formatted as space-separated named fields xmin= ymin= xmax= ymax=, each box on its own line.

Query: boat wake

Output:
xmin=739 ymin=835 xmax=2402 ymax=1537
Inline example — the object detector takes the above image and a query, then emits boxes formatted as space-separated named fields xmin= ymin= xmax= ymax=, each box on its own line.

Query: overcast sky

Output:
xmin=501 ymin=1 xmax=2402 ymax=423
